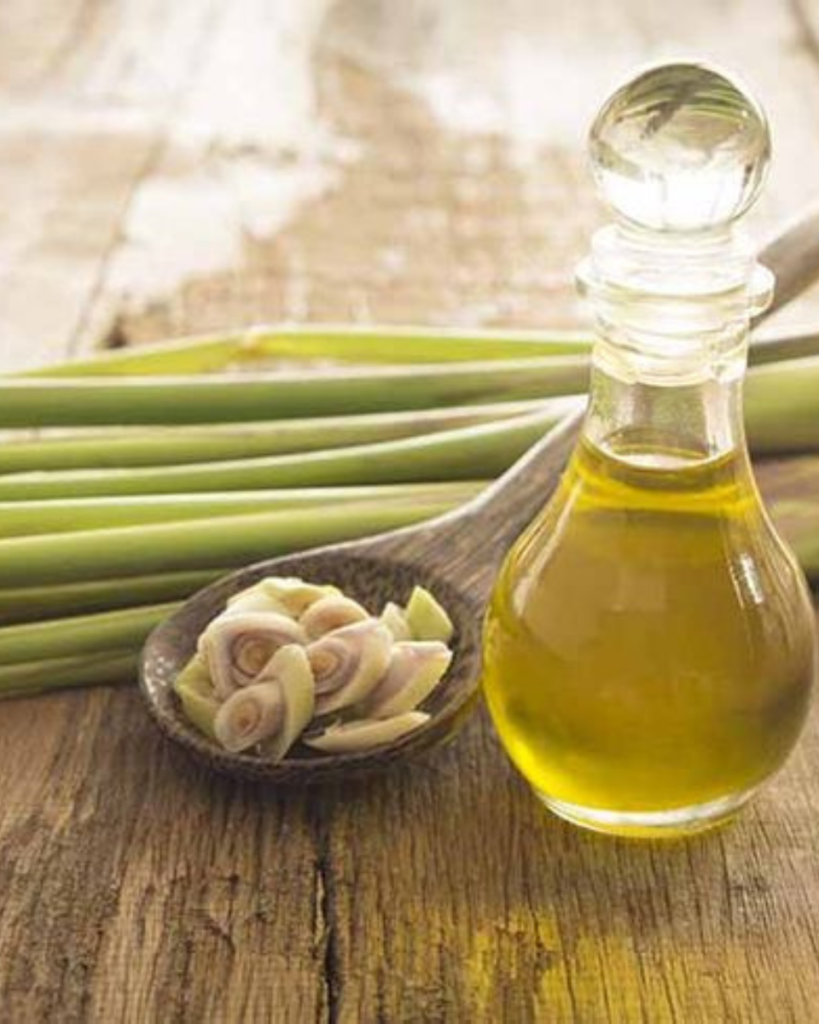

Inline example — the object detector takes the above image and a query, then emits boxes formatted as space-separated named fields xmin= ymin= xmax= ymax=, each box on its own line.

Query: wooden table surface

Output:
xmin=2 ymin=2 xmax=819 ymax=1020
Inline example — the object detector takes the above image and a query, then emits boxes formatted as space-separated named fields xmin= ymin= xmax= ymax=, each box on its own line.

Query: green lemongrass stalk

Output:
xmin=0 ymin=482 xmax=486 ymax=536
xmin=745 ymin=355 xmax=819 ymax=453
xmin=0 ymin=352 xmax=815 ymax=502
xmin=0 ymin=404 xmax=577 ymax=501
xmin=0 ymin=494 xmax=474 ymax=587
xmin=3 ymin=327 xmax=817 ymax=429
xmin=769 ymin=497 xmax=819 ymax=581
xmin=0 ymin=570 xmax=223 ymax=625
xmin=0 ymin=402 xmax=540 ymax=474
xmin=0 ymin=603 xmax=177 ymax=665
xmin=5 ymin=477 xmax=819 ymax=700
xmin=787 ymin=532 xmax=819 ymax=582
xmin=17 ymin=319 xmax=819 ymax=379
xmin=0 ymin=650 xmax=137 ymax=699
xmin=0 ymin=359 xmax=589 ymax=427
xmin=21 ymin=324 xmax=593 ymax=377
xmin=17 ymin=316 xmax=819 ymax=385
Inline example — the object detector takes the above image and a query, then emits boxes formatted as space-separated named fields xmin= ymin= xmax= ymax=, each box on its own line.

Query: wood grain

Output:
xmin=1 ymin=1 xmax=819 ymax=1022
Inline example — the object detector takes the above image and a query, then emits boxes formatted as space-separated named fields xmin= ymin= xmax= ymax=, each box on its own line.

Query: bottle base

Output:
xmin=537 ymin=788 xmax=757 ymax=839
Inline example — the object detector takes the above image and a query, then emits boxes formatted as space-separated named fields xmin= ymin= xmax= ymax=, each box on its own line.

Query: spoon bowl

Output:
xmin=141 ymin=549 xmax=484 ymax=783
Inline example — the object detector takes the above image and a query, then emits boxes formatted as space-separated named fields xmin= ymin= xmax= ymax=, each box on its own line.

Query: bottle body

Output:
xmin=486 ymin=59 xmax=819 ymax=836
xmin=483 ymin=390 xmax=815 ymax=837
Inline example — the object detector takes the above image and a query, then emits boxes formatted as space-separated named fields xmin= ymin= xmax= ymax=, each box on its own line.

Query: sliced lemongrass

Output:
xmin=255 ymin=646 xmax=316 ymax=762
xmin=307 ymin=619 xmax=393 ymax=715
xmin=214 ymin=683 xmax=282 ymax=753
xmin=200 ymin=612 xmax=307 ymax=699
xmin=223 ymin=578 xmax=338 ymax=619
xmin=223 ymin=589 xmax=290 ymax=617
xmin=253 ymin=577 xmax=339 ymax=617
xmin=301 ymin=594 xmax=369 ymax=639
xmin=363 ymin=641 xmax=452 ymax=719
xmin=380 ymin=602 xmax=410 ymax=641
xmin=404 ymin=586 xmax=455 ymax=643
xmin=304 ymin=711 xmax=430 ymax=753
xmin=174 ymin=654 xmax=219 ymax=740
xmin=213 ymin=645 xmax=314 ymax=758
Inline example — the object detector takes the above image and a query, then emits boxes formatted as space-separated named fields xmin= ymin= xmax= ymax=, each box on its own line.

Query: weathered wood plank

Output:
xmin=1 ymin=0 xmax=819 ymax=1022
xmin=319 ymin=701 xmax=819 ymax=1022
xmin=0 ymin=688 xmax=328 ymax=1021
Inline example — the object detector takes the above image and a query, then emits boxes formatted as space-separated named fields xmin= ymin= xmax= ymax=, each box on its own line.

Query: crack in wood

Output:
xmin=311 ymin=800 xmax=342 ymax=1024
xmin=64 ymin=0 xmax=226 ymax=358
xmin=66 ymin=129 xmax=168 ymax=358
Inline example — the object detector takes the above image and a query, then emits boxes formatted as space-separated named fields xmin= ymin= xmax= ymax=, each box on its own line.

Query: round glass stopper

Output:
xmin=589 ymin=62 xmax=770 ymax=233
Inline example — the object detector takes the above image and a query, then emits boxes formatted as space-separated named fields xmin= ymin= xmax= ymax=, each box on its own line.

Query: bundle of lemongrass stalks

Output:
xmin=2 ymin=320 xmax=819 ymax=699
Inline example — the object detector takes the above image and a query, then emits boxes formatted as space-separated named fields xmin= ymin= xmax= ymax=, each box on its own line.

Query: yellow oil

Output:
xmin=483 ymin=436 xmax=815 ymax=836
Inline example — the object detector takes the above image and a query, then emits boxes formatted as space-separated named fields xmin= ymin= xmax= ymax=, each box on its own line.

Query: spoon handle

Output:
xmin=760 ymin=201 xmax=819 ymax=318
xmin=361 ymin=408 xmax=582 ymax=595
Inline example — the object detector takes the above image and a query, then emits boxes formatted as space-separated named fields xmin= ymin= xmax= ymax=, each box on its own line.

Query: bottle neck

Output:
xmin=577 ymin=219 xmax=769 ymax=466
xmin=584 ymin=349 xmax=747 ymax=466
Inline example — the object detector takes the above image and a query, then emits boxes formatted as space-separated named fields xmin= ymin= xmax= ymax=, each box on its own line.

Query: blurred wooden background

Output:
xmin=3 ymin=0 xmax=819 ymax=371
xmin=1 ymin=1 xmax=819 ymax=1020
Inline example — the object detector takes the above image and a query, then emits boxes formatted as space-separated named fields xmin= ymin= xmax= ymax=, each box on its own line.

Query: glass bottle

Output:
xmin=482 ymin=62 xmax=816 ymax=838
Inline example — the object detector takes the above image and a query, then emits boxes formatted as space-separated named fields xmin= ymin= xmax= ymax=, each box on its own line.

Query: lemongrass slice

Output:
xmin=255 ymin=577 xmax=339 ymax=616
xmin=256 ymin=646 xmax=316 ymax=761
xmin=363 ymin=641 xmax=452 ymax=718
xmin=224 ymin=585 xmax=290 ymax=617
xmin=213 ymin=683 xmax=281 ymax=753
xmin=380 ymin=601 xmax=411 ymax=641
xmin=174 ymin=654 xmax=220 ymax=740
xmin=224 ymin=576 xmax=339 ymax=618
xmin=201 ymin=611 xmax=307 ymax=698
xmin=306 ymin=619 xmax=393 ymax=715
xmin=214 ymin=645 xmax=314 ymax=758
xmin=301 ymin=594 xmax=369 ymax=639
xmin=304 ymin=711 xmax=430 ymax=753
xmin=214 ymin=682 xmax=283 ymax=752
xmin=404 ymin=586 xmax=454 ymax=642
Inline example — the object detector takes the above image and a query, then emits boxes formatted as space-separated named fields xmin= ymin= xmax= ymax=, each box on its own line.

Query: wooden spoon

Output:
xmin=140 ymin=205 xmax=819 ymax=782
xmin=140 ymin=408 xmax=581 ymax=782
